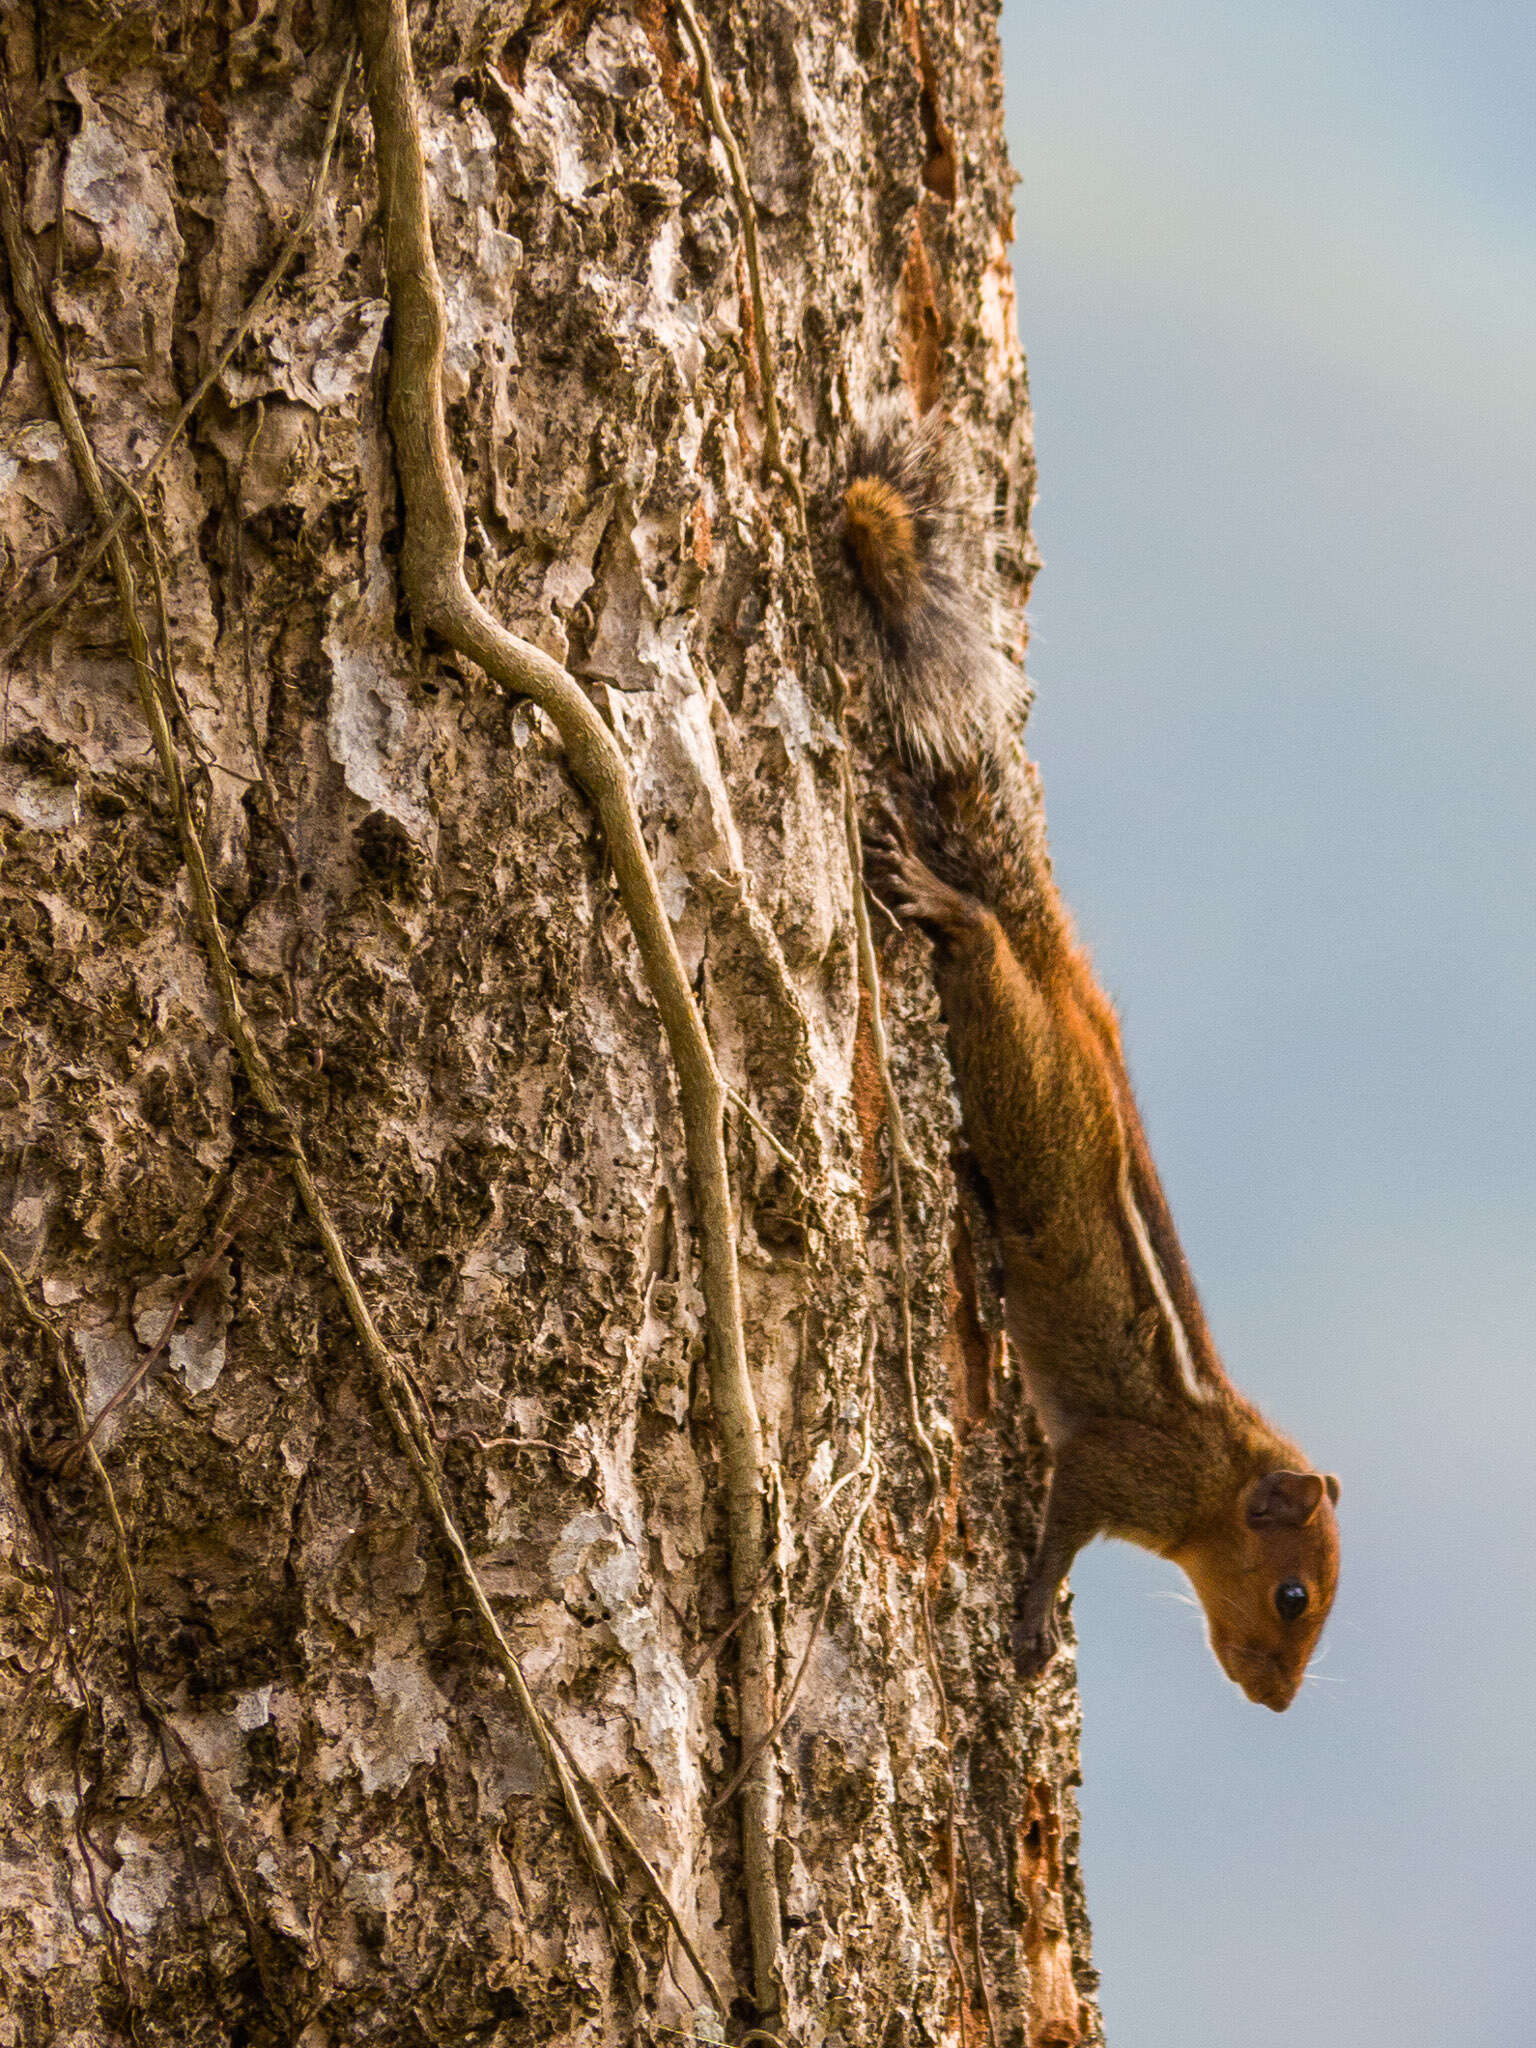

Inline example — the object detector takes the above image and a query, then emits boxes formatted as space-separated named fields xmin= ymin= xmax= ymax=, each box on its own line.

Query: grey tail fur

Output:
xmin=843 ymin=402 xmax=1047 ymax=933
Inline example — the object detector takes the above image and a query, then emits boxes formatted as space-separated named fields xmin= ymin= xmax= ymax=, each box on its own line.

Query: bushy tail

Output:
xmin=843 ymin=402 xmax=1052 ymax=946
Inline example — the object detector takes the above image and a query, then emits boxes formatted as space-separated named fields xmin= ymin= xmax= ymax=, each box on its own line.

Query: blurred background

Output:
xmin=996 ymin=3 xmax=1536 ymax=2042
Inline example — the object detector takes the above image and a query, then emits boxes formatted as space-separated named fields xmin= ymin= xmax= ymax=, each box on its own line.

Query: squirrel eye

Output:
xmin=1274 ymin=1580 xmax=1310 ymax=1622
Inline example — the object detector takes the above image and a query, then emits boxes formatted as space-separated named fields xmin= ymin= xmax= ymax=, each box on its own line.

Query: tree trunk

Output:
xmin=0 ymin=1 xmax=1102 ymax=2043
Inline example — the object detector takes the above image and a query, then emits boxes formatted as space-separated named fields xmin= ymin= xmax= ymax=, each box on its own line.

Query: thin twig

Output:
xmin=443 ymin=1429 xmax=584 ymax=1459
xmin=685 ymin=1438 xmax=874 ymax=1679
xmin=370 ymin=1365 xmax=648 ymax=1996
xmin=704 ymin=1328 xmax=878 ymax=1807
xmin=547 ymin=1725 xmax=728 ymax=2016
xmin=672 ymin=0 xmax=782 ymax=474
xmin=688 ymin=1318 xmax=878 ymax=1679
xmin=708 ymin=1459 xmax=880 ymax=1814
xmin=924 ymin=1568 xmax=970 ymax=2048
xmin=684 ymin=1543 xmax=779 ymax=1682
xmin=0 ymin=1250 xmax=139 ymax=1635
xmin=0 ymin=46 xmax=355 ymax=665
xmin=959 ymin=1825 xmax=1002 ymax=2048
xmin=725 ymin=1087 xmax=810 ymax=1197
xmin=156 ymin=1712 xmax=296 ymax=2026
xmin=101 ymin=457 xmax=218 ymax=774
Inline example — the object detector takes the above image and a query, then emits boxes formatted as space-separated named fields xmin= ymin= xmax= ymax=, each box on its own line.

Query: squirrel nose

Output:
xmin=1241 ymin=1667 xmax=1298 ymax=1712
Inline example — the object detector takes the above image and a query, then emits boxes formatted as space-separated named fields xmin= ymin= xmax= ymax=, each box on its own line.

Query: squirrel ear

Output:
xmin=1324 ymin=1473 xmax=1341 ymax=1507
xmin=1245 ymin=1471 xmax=1326 ymax=1529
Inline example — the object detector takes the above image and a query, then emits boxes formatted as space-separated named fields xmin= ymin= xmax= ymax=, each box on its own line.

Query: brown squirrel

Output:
xmin=844 ymin=406 xmax=1339 ymax=1710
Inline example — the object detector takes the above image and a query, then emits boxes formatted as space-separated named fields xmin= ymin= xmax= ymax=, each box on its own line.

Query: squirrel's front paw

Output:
xmin=863 ymin=808 xmax=979 ymax=935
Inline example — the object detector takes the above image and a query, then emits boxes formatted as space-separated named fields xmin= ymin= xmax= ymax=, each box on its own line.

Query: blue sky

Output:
xmin=996 ymin=4 xmax=1536 ymax=2041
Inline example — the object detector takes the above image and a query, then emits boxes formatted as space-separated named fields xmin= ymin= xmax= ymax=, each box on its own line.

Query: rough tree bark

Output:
xmin=0 ymin=0 xmax=1103 ymax=2043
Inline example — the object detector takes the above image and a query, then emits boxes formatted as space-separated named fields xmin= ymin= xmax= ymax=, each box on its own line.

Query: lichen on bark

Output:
xmin=0 ymin=1 xmax=1103 ymax=2043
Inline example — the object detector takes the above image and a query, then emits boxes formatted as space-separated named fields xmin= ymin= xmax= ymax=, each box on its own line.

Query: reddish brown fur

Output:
xmin=845 ymin=413 xmax=1340 ymax=1709
xmin=844 ymin=476 xmax=921 ymax=624
xmin=867 ymin=811 xmax=1340 ymax=1708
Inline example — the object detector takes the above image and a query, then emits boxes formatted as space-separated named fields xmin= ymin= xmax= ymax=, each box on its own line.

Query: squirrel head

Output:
xmin=1174 ymin=1470 xmax=1341 ymax=1711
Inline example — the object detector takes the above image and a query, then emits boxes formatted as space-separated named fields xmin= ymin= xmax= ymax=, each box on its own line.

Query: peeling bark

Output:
xmin=0 ymin=2 xmax=1103 ymax=2044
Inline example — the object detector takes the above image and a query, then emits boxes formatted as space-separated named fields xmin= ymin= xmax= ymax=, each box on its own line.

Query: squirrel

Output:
xmin=843 ymin=404 xmax=1339 ymax=1711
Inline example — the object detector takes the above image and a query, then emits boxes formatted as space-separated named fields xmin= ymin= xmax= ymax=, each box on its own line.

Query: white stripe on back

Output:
xmin=1117 ymin=1160 xmax=1211 ymax=1404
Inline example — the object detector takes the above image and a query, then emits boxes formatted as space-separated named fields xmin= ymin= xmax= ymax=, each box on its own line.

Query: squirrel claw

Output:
xmin=865 ymin=795 xmax=912 ymax=849
xmin=861 ymin=810 xmax=910 ymax=895
xmin=861 ymin=815 xmax=913 ymax=913
xmin=1012 ymin=1612 xmax=1062 ymax=1683
xmin=864 ymin=820 xmax=980 ymax=935
xmin=1012 ymin=1582 xmax=1064 ymax=1682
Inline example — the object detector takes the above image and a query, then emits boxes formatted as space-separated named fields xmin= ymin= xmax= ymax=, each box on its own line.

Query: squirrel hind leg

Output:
xmin=864 ymin=808 xmax=984 ymax=938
